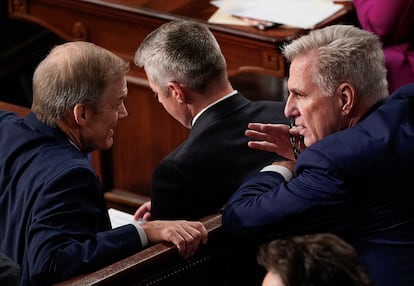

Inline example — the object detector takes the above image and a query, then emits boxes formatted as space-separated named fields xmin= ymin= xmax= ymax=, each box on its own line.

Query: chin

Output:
xmin=102 ymin=138 xmax=114 ymax=150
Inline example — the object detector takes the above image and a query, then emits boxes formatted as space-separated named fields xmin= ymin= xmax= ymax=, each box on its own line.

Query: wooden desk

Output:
xmin=8 ymin=0 xmax=355 ymax=204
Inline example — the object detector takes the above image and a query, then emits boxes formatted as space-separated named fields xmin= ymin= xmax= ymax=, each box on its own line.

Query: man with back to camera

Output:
xmin=133 ymin=19 xmax=289 ymax=221
xmin=133 ymin=19 xmax=290 ymax=285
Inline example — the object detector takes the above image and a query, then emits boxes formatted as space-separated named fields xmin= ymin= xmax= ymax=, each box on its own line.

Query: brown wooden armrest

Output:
xmin=54 ymin=214 xmax=222 ymax=286
xmin=0 ymin=100 xmax=30 ymax=117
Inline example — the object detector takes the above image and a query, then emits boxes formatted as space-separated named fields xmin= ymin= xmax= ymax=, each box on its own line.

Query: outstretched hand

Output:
xmin=245 ymin=123 xmax=295 ymax=160
xmin=141 ymin=220 xmax=208 ymax=259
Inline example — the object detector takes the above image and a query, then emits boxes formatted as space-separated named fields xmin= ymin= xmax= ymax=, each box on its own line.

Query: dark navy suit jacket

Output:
xmin=151 ymin=93 xmax=289 ymax=220
xmin=223 ymin=84 xmax=414 ymax=286
xmin=0 ymin=112 xmax=141 ymax=285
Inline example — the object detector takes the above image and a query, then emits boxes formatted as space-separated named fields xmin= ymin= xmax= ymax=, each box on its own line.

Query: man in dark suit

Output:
xmin=0 ymin=41 xmax=207 ymax=286
xmin=222 ymin=24 xmax=414 ymax=286
xmin=133 ymin=20 xmax=288 ymax=221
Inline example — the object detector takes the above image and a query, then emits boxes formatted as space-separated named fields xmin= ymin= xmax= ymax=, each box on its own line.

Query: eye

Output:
xmin=115 ymin=97 xmax=126 ymax=109
xmin=290 ymin=90 xmax=304 ymax=99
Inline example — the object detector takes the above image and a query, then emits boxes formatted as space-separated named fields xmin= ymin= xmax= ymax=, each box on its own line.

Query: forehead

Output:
xmin=102 ymin=76 xmax=127 ymax=99
xmin=288 ymin=54 xmax=317 ymax=92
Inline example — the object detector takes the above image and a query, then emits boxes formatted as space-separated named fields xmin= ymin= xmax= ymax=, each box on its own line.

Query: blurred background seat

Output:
xmin=0 ymin=0 xmax=63 ymax=107
xmin=229 ymin=69 xmax=287 ymax=102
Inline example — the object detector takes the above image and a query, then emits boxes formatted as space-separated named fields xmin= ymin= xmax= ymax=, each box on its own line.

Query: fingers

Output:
xmin=142 ymin=212 xmax=151 ymax=221
xmin=246 ymin=123 xmax=295 ymax=159
xmin=245 ymin=127 xmax=278 ymax=150
xmin=248 ymin=122 xmax=289 ymax=133
xmin=288 ymin=125 xmax=301 ymax=137
xmin=245 ymin=129 xmax=270 ymax=141
xmin=247 ymin=122 xmax=267 ymax=130
xmin=247 ymin=141 xmax=278 ymax=153
xmin=134 ymin=201 xmax=151 ymax=220
xmin=142 ymin=220 xmax=208 ymax=259
xmin=169 ymin=221 xmax=208 ymax=259
xmin=246 ymin=123 xmax=290 ymax=141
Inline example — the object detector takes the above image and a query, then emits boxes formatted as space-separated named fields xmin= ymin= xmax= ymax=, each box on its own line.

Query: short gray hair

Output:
xmin=32 ymin=41 xmax=129 ymax=126
xmin=134 ymin=20 xmax=227 ymax=93
xmin=282 ymin=24 xmax=388 ymax=105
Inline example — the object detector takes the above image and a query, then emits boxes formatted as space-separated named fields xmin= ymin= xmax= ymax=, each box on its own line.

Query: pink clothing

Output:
xmin=353 ymin=0 xmax=414 ymax=93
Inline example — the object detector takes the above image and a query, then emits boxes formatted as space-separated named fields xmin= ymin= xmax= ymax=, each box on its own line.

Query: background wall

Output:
xmin=0 ymin=0 xmax=63 ymax=107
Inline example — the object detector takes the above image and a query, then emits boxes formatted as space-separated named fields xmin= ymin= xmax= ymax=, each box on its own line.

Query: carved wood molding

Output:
xmin=71 ymin=21 xmax=88 ymax=41
xmin=10 ymin=0 xmax=28 ymax=14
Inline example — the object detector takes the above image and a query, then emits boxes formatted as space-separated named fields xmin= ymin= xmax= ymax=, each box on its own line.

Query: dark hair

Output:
xmin=257 ymin=233 xmax=374 ymax=286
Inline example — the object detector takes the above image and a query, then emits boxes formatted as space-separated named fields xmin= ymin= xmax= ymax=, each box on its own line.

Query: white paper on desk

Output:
xmin=209 ymin=0 xmax=249 ymax=26
xmin=108 ymin=208 xmax=134 ymax=229
xmin=222 ymin=0 xmax=344 ymax=29
xmin=211 ymin=0 xmax=226 ymax=8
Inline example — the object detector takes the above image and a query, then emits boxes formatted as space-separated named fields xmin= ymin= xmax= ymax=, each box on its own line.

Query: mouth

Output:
xmin=293 ymin=123 xmax=304 ymax=136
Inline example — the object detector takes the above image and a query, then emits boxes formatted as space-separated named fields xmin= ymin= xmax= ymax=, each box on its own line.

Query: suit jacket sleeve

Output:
xmin=27 ymin=165 xmax=141 ymax=285
xmin=151 ymin=159 xmax=192 ymax=220
xmin=222 ymin=150 xmax=353 ymax=238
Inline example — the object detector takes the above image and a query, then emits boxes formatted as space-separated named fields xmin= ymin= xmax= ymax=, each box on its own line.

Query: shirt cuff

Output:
xmin=131 ymin=220 xmax=148 ymax=248
xmin=260 ymin=165 xmax=293 ymax=181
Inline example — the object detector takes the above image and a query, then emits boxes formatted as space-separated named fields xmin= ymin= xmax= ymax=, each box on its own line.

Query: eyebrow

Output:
xmin=288 ymin=87 xmax=302 ymax=95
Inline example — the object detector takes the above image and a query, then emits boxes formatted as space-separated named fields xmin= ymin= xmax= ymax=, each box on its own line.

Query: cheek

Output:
xmin=102 ymin=112 xmax=116 ymax=125
xmin=96 ymin=112 xmax=117 ymax=132
xmin=262 ymin=272 xmax=285 ymax=286
xmin=162 ymin=101 xmax=175 ymax=118
xmin=309 ymin=113 xmax=338 ymax=144
xmin=307 ymin=99 xmax=339 ymax=136
xmin=301 ymin=109 xmax=325 ymax=146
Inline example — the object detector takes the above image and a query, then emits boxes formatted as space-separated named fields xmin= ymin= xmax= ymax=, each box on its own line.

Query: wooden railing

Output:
xmin=0 ymin=100 xmax=31 ymax=117
xmin=54 ymin=214 xmax=223 ymax=286
xmin=1 ymin=101 xmax=265 ymax=285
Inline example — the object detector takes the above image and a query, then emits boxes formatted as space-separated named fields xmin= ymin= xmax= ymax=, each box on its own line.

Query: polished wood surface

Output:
xmin=8 ymin=0 xmax=355 ymax=200
xmin=0 ymin=100 xmax=31 ymax=117
xmin=54 ymin=214 xmax=222 ymax=286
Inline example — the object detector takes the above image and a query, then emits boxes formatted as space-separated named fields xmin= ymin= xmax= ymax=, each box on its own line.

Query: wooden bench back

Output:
xmin=0 ymin=100 xmax=31 ymax=117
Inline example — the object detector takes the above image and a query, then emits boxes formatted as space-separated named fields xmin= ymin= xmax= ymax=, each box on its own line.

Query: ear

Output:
xmin=337 ymin=83 xmax=355 ymax=115
xmin=167 ymin=81 xmax=186 ymax=103
xmin=73 ymin=103 xmax=88 ymax=126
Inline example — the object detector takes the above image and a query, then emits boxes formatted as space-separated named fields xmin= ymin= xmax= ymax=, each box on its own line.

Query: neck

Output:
xmin=57 ymin=118 xmax=83 ymax=152
xmin=189 ymin=80 xmax=234 ymax=116
xmin=345 ymin=100 xmax=378 ymax=128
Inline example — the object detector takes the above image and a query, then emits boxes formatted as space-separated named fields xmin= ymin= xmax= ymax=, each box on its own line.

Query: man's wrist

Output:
xmin=261 ymin=164 xmax=293 ymax=181
xmin=131 ymin=220 xmax=148 ymax=248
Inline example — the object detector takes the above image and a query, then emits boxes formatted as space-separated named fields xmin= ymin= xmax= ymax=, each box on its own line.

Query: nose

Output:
xmin=284 ymin=94 xmax=294 ymax=118
xmin=119 ymin=102 xmax=128 ymax=118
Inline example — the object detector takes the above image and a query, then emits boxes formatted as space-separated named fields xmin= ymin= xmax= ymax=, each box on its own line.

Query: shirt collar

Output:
xmin=191 ymin=90 xmax=238 ymax=126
